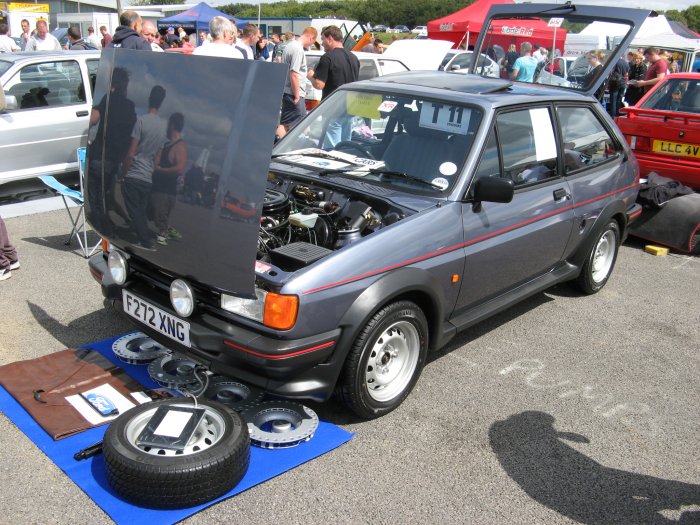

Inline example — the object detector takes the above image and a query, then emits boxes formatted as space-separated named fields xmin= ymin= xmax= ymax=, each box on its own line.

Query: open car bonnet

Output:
xmin=86 ymin=48 xmax=287 ymax=298
xmin=472 ymin=3 xmax=650 ymax=97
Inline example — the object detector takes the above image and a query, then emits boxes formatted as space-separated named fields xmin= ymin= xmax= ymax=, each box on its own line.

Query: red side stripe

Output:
xmin=223 ymin=339 xmax=335 ymax=359
xmin=303 ymin=182 xmax=638 ymax=295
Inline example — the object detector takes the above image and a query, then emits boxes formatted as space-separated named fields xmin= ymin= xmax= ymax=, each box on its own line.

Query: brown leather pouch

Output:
xmin=0 ymin=348 xmax=142 ymax=440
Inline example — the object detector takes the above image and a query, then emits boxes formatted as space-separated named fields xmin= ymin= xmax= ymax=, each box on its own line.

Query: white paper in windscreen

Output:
xmin=529 ymin=107 xmax=557 ymax=162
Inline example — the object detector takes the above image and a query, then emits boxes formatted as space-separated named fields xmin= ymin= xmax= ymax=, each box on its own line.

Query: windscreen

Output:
xmin=273 ymin=89 xmax=482 ymax=194
xmin=640 ymin=77 xmax=700 ymax=113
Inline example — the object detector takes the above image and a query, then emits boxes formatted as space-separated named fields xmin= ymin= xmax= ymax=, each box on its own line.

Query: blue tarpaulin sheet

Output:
xmin=0 ymin=333 xmax=353 ymax=525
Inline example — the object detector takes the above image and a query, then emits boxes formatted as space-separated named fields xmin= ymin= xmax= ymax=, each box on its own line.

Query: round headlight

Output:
xmin=170 ymin=279 xmax=195 ymax=317
xmin=107 ymin=250 xmax=128 ymax=285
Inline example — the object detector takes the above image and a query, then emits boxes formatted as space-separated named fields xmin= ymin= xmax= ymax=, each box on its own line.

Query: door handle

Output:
xmin=553 ymin=188 xmax=570 ymax=201
xmin=76 ymin=110 xmax=89 ymax=117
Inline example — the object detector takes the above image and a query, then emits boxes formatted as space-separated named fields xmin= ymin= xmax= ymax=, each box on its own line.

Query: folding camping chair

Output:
xmin=39 ymin=147 xmax=101 ymax=258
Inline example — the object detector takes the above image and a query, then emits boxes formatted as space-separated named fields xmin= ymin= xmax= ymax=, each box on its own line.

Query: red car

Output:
xmin=616 ymin=73 xmax=700 ymax=189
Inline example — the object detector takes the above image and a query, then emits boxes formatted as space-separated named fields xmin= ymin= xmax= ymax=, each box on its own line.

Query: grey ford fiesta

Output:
xmin=88 ymin=4 xmax=648 ymax=419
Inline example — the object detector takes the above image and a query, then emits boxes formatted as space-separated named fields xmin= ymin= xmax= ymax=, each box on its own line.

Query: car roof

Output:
xmin=0 ymin=50 xmax=100 ymax=65
xmin=305 ymin=50 xmax=399 ymax=60
xmin=661 ymin=72 xmax=700 ymax=80
xmin=354 ymin=70 xmax=592 ymax=105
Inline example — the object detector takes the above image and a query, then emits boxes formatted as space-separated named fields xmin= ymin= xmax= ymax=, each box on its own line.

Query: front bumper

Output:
xmin=89 ymin=255 xmax=343 ymax=400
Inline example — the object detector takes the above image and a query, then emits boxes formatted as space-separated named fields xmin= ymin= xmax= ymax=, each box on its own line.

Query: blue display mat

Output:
xmin=0 ymin=334 xmax=354 ymax=525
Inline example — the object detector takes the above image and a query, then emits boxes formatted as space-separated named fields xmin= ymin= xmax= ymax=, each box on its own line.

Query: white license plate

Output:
xmin=122 ymin=290 xmax=191 ymax=347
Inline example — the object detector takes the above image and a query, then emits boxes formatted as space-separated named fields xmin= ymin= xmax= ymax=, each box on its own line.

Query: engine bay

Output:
xmin=257 ymin=173 xmax=406 ymax=271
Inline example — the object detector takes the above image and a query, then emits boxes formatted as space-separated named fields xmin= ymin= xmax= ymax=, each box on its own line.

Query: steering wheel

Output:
xmin=334 ymin=141 xmax=375 ymax=159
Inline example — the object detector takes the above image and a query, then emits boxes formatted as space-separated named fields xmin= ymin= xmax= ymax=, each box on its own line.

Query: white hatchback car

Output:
xmin=0 ymin=50 xmax=100 ymax=195
xmin=304 ymin=50 xmax=410 ymax=110
xmin=439 ymin=50 xmax=501 ymax=78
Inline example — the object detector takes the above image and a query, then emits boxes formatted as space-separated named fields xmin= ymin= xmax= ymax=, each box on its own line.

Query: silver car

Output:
xmin=0 ymin=51 xmax=100 ymax=195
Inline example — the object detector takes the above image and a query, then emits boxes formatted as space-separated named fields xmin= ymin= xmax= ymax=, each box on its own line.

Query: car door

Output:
xmin=454 ymin=105 xmax=574 ymax=312
xmin=0 ymin=58 xmax=90 ymax=183
xmin=555 ymin=103 xmax=633 ymax=256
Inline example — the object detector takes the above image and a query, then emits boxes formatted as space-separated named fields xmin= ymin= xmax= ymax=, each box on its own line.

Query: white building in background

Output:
xmin=0 ymin=0 xmax=187 ymax=43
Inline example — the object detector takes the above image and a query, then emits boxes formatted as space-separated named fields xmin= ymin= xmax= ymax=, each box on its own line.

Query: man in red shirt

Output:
xmin=100 ymin=25 xmax=112 ymax=48
xmin=629 ymin=47 xmax=667 ymax=93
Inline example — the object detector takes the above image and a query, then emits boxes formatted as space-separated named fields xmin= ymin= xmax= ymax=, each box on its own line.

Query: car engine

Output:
xmin=255 ymin=176 xmax=405 ymax=271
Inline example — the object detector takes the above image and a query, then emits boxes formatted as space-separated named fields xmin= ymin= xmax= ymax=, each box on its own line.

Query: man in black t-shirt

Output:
xmin=308 ymin=25 xmax=359 ymax=99
xmin=307 ymin=25 xmax=360 ymax=147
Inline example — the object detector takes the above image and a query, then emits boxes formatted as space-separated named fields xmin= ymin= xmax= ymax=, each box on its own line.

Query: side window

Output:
xmin=557 ymin=106 xmax=618 ymax=174
xmin=450 ymin=53 xmax=471 ymax=70
xmin=473 ymin=128 xmax=500 ymax=179
xmin=5 ymin=60 xmax=83 ymax=110
xmin=86 ymin=59 xmax=100 ymax=99
xmin=496 ymin=107 xmax=558 ymax=186
xmin=379 ymin=59 xmax=409 ymax=76
xmin=358 ymin=60 xmax=379 ymax=80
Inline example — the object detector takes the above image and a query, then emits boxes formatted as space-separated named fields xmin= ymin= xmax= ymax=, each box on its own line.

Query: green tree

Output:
xmin=663 ymin=10 xmax=687 ymax=26
xmin=130 ymin=0 xmax=184 ymax=5
xmin=683 ymin=5 xmax=700 ymax=33
xmin=219 ymin=0 xmax=469 ymax=27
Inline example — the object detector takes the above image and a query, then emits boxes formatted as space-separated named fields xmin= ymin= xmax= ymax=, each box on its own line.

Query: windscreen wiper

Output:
xmin=272 ymin=151 xmax=329 ymax=160
xmin=318 ymin=166 xmax=371 ymax=176
xmin=369 ymin=168 xmax=443 ymax=190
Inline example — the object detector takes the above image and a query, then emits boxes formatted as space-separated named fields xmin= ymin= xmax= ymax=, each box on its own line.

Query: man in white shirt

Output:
xmin=192 ymin=17 xmax=243 ymax=59
xmin=141 ymin=21 xmax=164 ymax=52
xmin=86 ymin=27 xmax=102 ymax=49
xmin=276 ymin=26 xmax=318 ymax=138
xmin=19 ymin=19 xmax=31 ymax=51
xmin=0 ymin=23 xmax=19 ymax=53
xmin=25 ymin=20 xmax=61 ymax=51
xmin=236 ymin=24 xmax=259 ymax=59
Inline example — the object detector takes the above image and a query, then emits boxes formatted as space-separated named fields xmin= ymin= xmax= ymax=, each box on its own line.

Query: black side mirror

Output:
xmin=471 ymin=176 xmax=514 ymax=211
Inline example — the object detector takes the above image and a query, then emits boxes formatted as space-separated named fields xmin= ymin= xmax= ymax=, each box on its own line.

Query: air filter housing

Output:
xmin=270 ymin=242 xmax=332 ymax=270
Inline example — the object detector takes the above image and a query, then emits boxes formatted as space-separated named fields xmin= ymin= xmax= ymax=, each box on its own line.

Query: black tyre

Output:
xmin=575 ymin=220 xmax=620 ymax=294
xmin=338 ymin=301 xmax=428 ymax=419
xmin=103 ymin=398 xmax=249 ymax=509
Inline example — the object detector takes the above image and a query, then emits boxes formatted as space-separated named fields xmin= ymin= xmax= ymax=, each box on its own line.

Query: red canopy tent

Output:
xmin=427 ymin=0 xmax=566 ymax=52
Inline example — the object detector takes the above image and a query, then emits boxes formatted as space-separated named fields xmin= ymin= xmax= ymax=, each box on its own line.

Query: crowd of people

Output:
xmin=497 ymin=40 xmax=676 ymax=117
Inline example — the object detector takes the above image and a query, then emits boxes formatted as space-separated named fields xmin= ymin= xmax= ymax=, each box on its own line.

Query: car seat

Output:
xmin=678 ymin=86 xmax=700 ymax=113
xmin=382 ymin=110 xmax=456 ymax=179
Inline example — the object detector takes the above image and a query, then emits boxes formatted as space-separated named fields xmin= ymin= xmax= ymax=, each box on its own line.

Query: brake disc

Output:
xmin=202 ymin=377 xmax=265 ymax=412
xmin=147 ymin=353 xmax=200 ymax=390
xmin=241 ymin=401 xmax=319 ymax=449
xmin=112 ymin=332 xmax=171 ymax=365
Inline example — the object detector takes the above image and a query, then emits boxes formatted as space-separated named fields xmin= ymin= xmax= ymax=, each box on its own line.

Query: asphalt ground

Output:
xmin=0 ymin=204 xmax=698 ymax=525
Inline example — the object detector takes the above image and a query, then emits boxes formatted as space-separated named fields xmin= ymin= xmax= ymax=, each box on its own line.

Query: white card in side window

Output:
xmin=378 ymin=100 xmax=398 ymax=112
xmin=529 ymin=107 xmax=557 ymax=161
xmin=419 ymin=102 xmax=471 ymax=135
xmin=154 ymin=409 xmax=194 ymax=438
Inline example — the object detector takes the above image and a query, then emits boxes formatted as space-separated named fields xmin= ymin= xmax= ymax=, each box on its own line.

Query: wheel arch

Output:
xmin=335 ymin=267 xmax=445 ymax=360
xmin=569 ymin=199 xmax=627 ymax=271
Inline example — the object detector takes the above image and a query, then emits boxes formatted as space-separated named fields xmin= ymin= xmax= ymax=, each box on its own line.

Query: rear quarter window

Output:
xmin=557 ymin=106 xmax=619 ymax=173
